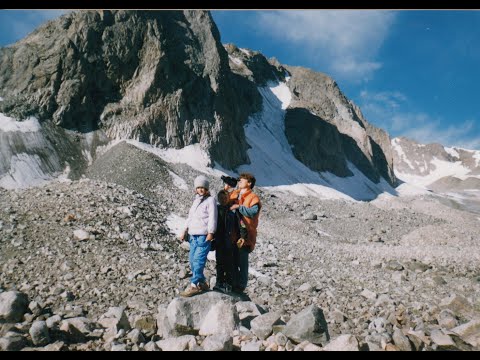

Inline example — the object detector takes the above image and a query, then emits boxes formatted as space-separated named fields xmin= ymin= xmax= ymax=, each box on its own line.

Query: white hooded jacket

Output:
xmin=184 ymin=194 xmax=218 ymax=236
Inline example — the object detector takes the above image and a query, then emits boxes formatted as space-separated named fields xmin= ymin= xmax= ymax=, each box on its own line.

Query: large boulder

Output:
xmin=161 ymin=291 xmax=237 ymax=337
xmin=0 ymin=291 xmax=29 ymax=323
xmin=283 ymin=305 xmax=329 ymax=346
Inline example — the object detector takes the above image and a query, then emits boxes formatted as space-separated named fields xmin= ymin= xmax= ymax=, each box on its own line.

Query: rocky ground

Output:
xmin=1 ymin=143 xmax=480 ymax=351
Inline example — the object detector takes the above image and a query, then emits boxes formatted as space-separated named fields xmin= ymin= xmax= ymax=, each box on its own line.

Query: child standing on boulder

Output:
xmin=179 ymin=175 xmax=217 ymax=297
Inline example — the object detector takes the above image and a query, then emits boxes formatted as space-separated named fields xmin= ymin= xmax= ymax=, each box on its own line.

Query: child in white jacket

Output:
xmin=179 ymin=175 xmax=218 ymax=297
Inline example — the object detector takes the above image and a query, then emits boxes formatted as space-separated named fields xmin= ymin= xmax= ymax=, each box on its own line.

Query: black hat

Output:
xmin=221 ymin=175 xmax=238 ymax=188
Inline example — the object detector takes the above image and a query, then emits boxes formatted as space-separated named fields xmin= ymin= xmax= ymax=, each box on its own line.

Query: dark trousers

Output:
xmin=233 ymin=246 xmax=249 ymax=291
xmin=215 ymin=237 xmax=234 ymax=286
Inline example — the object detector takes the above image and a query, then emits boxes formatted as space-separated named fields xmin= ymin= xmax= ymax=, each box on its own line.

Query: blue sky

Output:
xmin=1 ymin=10 xmax=480 ymax=150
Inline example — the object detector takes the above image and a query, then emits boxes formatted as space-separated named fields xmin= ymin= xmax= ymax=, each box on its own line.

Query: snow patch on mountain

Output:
xmin=237 ymin=81 xmax=395 ymax=201
xmin=396 ymin=157 xmax=472 ymax=188
xmin=444 ymin=146 xmax=459 ymax=159
xmin=168 ymin=170 xmax=188 ymax=190
xmin=473 ymin=152 xmax=480 ymax=167
xmin=0 ymin=113 xmax=42 ymax=133
xmin=228 ymin=55 xmax=243 ymax=66
xmin=0 ymin=153 xmax=54 ymax=189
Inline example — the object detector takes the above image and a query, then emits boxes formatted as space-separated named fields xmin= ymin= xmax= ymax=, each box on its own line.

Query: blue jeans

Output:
xmin=189 ymin=235 xmax=211 ymax=285
xmin=233 ymin=247 xmax=249 ymax=291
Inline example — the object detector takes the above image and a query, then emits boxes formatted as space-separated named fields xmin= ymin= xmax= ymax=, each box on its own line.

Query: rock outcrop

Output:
xmin=0 ymin=10 xmax=257 ymax=171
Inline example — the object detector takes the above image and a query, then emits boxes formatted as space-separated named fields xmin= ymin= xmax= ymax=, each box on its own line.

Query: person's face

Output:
xmin=218 ymin=194 xmax=229 ymax=206
xmin=238 ymin=178 xmax=251 ymax=190
xmin=196 ymin=187 xmax=207 ymax=196
xmin=224 ymin=183 xmax=233 ymax=191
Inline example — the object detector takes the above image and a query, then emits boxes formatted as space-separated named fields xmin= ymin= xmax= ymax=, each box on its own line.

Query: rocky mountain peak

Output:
xmin=0 ymin=10 xmax=253 ymax=170
xmin=224 ymin=43 xmax=287 ymax=85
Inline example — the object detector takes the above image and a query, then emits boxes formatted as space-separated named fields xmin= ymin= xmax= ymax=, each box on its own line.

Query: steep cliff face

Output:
xmin=0 ymin=10 xmax=257 ymax=171
xmin=283 ymin=66 xmax=395 ymax=186
xmin=224 ymin=45 xmax=396 ymax=186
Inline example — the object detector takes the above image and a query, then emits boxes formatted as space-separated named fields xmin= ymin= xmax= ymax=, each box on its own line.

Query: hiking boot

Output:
xmin=198 ymin=281 xmax=210 ymax=292
xmin=223 ymin=283 xmax=233 ymax=295
xmin=232 ymin=286 xmax=245 ymax=294
xmin=180 ymin=284 xmax=201 ymax=297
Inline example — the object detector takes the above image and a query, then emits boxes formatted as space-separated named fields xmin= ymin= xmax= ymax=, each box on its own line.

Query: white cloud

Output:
xmin=257 ymin=10 xmax=396 ymax=82
xmin=360 ymin=89 xmax=480 ymax=150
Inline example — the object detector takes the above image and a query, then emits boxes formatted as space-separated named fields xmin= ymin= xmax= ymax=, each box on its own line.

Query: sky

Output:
xmin=1 ymin=10 xmax=480 ymax=150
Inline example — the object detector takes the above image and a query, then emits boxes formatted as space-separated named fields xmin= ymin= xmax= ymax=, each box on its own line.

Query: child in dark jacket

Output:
xmin=214 ymin=190 xmax=248 ymax=294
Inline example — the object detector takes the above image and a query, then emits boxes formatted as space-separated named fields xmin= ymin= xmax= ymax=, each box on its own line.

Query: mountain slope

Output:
xmin=0 ymin=10 xmax=395 ymax=200
xmin=392 ymin=136 xmax=480 ymax=189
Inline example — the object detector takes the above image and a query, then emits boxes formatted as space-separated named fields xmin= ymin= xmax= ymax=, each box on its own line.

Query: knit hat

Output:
xmin=194 ymin=175 xmax=209 ymax=189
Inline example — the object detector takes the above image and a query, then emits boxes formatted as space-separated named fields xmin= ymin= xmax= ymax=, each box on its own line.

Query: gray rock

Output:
xmin=29 ymin=321 xmax=50 ymax=346
xmin=392 ymin=328 xmax=412 ymax=351
xmin=60 ymin=317 xmax=94 ymax=334
xmin=133 ymin=315 xmax=157 ymax=337
xmin=385 ymin=260 xmax=404 ymax=271
xmin=235 ymin=301 xmax=264 ymax=320
xmin=144 ymin=341 xmax=160 ymax=351
xmin=73 ymin=229 xmax=90 ymax=241
xmin=323 ymin=334 xmax=359 ymax=351
xmin=45 ymin=315 xmax=62 ymax=329
xmin=439 ymin=294 xmax=474 ymax=320
xmin=127 ymin=328 xmax=145 ymax=344
xmin=406 ymin=330 xmax=429 ymax=351
xmin=451 ymin=319 xmax=480 ymax=347
xmin=437 ymin=309 xmax=459 ymax=330
xmin=0 ymin=332 xmax=27 ymax=351
xmin=110 ymin=343 xmax=127 ymax=351
xmin=274 ymin=332 xmax=288 ymax=346
xmin=164 ymin=292 xmax=234 ymax=337
xmin=0 ymin=291 xmax=29 ymax=323
xmin=98 ymin=307 xmax=131 ymax=331
xmin=283 ymin=305 xmax=329 ymax=346
xmin=360 ymin=289 xmax=377 ymax=301
xmin=41 ymin=341 xmax=67 ymax=351
xmin=241 ymin=340 xmax=263 ymax=351
xmin=198 ymin=301 xmax=239 ymax=336
xmin=28 ymin=301 xmax=43 ymax=317
xmin=297 ymin=283 xmax=314 ymax=293
xmin=303 ymin=214 xmax=317 ymax=221
xmin=250 ymin=312 xmax=283 ymax=340
xmin=156 ymin=335 xmax=196 ymax=351
xmin=201 ymin=333 xmax=233 ymax=351
xmin=406 ymin=260 xmax=431 ymax=273
xmin=430 ymin=329 xmax=456 ymax=348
